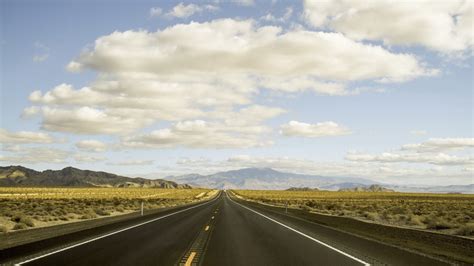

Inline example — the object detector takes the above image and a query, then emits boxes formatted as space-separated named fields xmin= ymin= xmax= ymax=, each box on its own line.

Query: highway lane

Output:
xmin=17 ymin=196 xmax=222 ymax=266
xmin=6 ymin=191 xmax=450 ymax=266
xmin=204 ymin=192 xmax=367 ymax=265
xmin=207 ymin=192 xmax=448 ymax=266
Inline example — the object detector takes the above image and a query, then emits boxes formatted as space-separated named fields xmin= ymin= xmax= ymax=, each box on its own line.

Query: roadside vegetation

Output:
xmin=0 ymin=187 xmax=216 ymax=233
xmin=233 ymin=190 xmax=474 ymax=237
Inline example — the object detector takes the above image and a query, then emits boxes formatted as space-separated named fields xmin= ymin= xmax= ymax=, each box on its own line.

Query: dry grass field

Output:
xmin=233 ymin=190 xmax=474 ymax=237
xmin=0 ymin=187 xmax=216 ymax=233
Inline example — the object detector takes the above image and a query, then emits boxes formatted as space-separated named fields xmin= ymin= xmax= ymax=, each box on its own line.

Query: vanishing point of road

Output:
xmin=3 ymin=191 xmax=448 ymax=266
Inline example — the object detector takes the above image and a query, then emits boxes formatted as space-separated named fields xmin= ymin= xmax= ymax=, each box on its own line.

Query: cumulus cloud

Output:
xmin=401 ymin=138 xmax=474 ymax=152
xmin=122 ymin=119 xmax=273 ymax=149
xmin=410 ymin=130 xmax=428 ymax=136
xmin=0 ymin=128 xmax=54 ymax=144
xmin=76 ymin=140 xmax=107 ymax=152
xmin=345 ymin=138 xmax=474 ymax=166
xmin=69 ymin=19 xmax=434 ymax=82
xmin=27 ymin=19 xmax=435 ymax=144
xmin=74 ymin=154 xmax=107 ymax=163
xmin=33 ymin=54 xmax=49 ymax=62
xmin=261 ymin=7 xmax=293 ymax=23
xmin=166 ymin=3 xmax=218 ymax=18
xmin=36 ymin=106 xmax=154 ymax=135
xmin=303 ymin=0 xmax=473 ymax=53
xmin=280 ymin=121 xmax=351 ymax=137
xmin=107 ymin=159 xmax=154 ymax=166
xmin=33 ymin=41 xmax=49 ymax=62
xmin=346 ymin=152 xmax=473 ymax=166
xmin=233 ymin=0 xmax=254 ymax=6
xmin=0 ymin=147 xmax=69 ymax=164
xmin=149 ymin=7 xmax=163 ymax=17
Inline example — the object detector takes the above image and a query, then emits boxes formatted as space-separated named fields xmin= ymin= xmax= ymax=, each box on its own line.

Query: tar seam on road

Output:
xmin=178 ymin=207 xmax=218 ymax=266
xmin=227 ymin=193 xmax=371 ymax=266
xmin=14 ymin=194 xmax=221 ymax=266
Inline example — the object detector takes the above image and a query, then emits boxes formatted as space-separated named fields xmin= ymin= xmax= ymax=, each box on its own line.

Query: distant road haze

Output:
xmin=6 ymin=191 xmax=449 ymax=266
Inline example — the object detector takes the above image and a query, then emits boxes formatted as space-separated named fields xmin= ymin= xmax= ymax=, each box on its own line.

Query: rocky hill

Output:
xmin=0 ymin=166 xmax=191 ymax=188
xmin=338 ymin=184 xmax=395 ymax=192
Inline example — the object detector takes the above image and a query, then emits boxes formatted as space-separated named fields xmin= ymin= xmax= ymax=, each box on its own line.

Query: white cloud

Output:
xmin=346 ymin=152 xmax=473 ymax=166
xmin=37 ymin=106 xmax=154 ymax=135
xmin=76 ymin=140 xmax=107 ymax=152
xmin=0 ymin=147 xmax=69 ymax=164
xmin=107 ymin=159 xmax=154 ymax=166
xmin=29 ymin=19 xmax=435 ymax=143
xmin=66 ymin=61 xmax=82 ymax=72
xmin=166 ymin=3 xmax=218 ymax=18
xmin=345 ymin=138 xmax=474 ymax=166
xmin=70 ymin=19 xmax=434 ymax=82
xmin=261 ymin=7 xmax=293 ymax=23
xmin=233 ymin=0 xmax=254 ymax=6
xmin=303 ymin=0 xmax=474 ymax=53
xmin=33 ymin=54 xmax=49 ymax=62
xmin=122 ymin=119 xmax=273 ymax=149
xmin=33 ymin=41 xmax=49 ymax=62
xmin=74 ymin=154 xmax=106 ymax=163
xmin=402 ymin=138 xmax=474 ymax=152
xmin=0 ymin=128 xmax=54 ymax=144
xmin=149 ymin=7 xmax=162 ymax=17
xmin=410 ymin=130 xmax=428 ymax=136
xmin=280 ymin=121 xmax=351 ymax=138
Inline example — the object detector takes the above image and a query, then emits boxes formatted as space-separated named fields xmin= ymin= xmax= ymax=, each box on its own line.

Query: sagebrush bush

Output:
xmin=13 ymin=222 xmax=28 ymax=230
xmin=0 ymin=225 xmax=7 ymax=234
xmin=456 ymin=223 xmax=474 ymax=236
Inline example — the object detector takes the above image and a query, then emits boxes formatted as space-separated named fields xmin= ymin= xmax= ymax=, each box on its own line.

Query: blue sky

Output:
xmin=1 ymin=0 xmax=472 ymax=185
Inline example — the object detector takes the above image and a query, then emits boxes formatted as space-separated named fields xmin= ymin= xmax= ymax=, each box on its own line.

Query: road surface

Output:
xmin=3 ymin=191 xmax=448 ymax=266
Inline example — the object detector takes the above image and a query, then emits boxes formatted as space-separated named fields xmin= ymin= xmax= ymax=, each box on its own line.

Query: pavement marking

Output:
xmin=205 ymin=225 xmax=210 ymax=231
xmin=15 ymin=193 xmax=221 ymax=266
xmin=211 ymin=216 xmax=214 ymax=219
xmin=184 ymin=252 xmax=196 ymax=266
xmin=228 ymin=194 xmax=370 ymax=266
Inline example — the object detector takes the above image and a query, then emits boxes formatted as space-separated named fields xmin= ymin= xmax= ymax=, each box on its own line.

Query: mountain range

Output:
xmin=1 ymin=166 xmax=472 ymax=193
xmin=0 ymin=166 xmax=191 ymax=188
xmin=165 ymin=167 xmax=378 ymax=190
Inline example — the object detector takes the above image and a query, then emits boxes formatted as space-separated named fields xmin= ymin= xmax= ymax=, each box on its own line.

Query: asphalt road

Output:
xmin=4 ymin=191 xmax=449 ymax=266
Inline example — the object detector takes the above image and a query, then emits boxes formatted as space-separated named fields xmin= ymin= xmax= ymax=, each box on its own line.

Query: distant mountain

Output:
xmin=286 ymin=187 xmax=320 ymax=191
xmin=0 ymin=166 xmax=191 ymax=188
xmin=386 ymin=184 xmax=474 ymax=194
xmin=339 ymin=184 xmax=395 ymax=192
xmin=166 ymin=167 xmax=377 ymax=190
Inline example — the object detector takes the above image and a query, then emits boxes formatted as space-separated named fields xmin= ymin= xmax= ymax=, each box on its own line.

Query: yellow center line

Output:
xmin=205 ymin=225 xmax=210 ymax=231
xmin=184 ymin=252 xmax=196 ymax=266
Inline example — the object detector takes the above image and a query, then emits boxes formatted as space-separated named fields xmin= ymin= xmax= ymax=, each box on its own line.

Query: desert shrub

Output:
xmin=425 ymin=216 xmax=453 ymax=230
xmin=301 ymin=205 xmax=312 ymax=212
xmin=13 ymin=223 xmax=28 ymax=230
xmin=10 ymin=212 xmax=25 ymax=223
xmin=94 ymin=208 xmax=111 ymax=216
xmin=456 ymin=223 xmax=474 ymax=236
xmin=11 ymin=213 xmax=35 ymax=227
xmin=363 ymin=212 xmax=379 ymax=221
xmin=408 ymin=215 xmax=424 ymax=226
xmin=21 ymin=216 xmax=35 ymax=227
xmin=0 ymin=225 xmax=7 ymax=234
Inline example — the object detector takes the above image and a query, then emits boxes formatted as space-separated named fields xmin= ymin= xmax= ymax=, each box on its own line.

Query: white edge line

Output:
xmin=15 ymin=193 xmax=220 ymax=265
xmin=227 ymin=192 xmax=370 ymax=266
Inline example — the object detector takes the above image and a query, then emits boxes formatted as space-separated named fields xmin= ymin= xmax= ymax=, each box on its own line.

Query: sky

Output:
xmin=0 ymin=0 xmax=473 ymax=186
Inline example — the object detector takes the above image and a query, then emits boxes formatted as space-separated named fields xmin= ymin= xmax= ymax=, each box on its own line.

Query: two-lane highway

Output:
xmin=5 ymin=191 xmax=449 ymax=265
